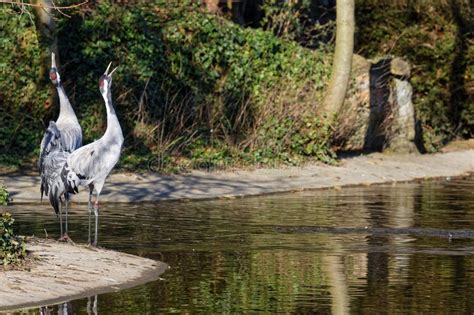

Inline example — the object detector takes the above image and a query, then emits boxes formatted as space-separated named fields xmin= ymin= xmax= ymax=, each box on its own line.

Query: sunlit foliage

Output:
xmin=0 ymin=1 xmax=335 ymax=171
xmin=0 ymin=212 xmax=26 ymax=266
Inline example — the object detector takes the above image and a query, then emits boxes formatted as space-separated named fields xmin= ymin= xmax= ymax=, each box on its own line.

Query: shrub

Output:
xmin=0 ymin=1 xmax=335 ymax=170
xmin=0 ymin=185 xmax=9 ymax=206
xmin=0 ymin=213 xmax=26 ymax=266
xmin=0 ymin=6 xmax=49 ymax=164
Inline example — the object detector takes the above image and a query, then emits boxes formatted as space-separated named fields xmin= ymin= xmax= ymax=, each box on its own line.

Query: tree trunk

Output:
xmin=32 ymin=0 xmax=58 ymax=109
xmin=203 ymin=0 xmax=219 ymax=14
xmin=323 ymin=255 xmax=350 ymax=314
xmin=319 ymin=0 xmax=355 ymax=117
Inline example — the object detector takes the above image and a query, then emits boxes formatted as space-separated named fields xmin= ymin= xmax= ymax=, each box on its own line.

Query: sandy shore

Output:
xmin=0 ymin=238 xmax=168 ymax=311
xmin=2 ymin=150 xmax=474 ymax=204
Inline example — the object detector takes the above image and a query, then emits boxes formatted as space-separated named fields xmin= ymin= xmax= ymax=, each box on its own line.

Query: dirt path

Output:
xmin=0 ymin=238 xmax=167 ymax=311
xmin=2 ymin=150 xmax=474 ymax=203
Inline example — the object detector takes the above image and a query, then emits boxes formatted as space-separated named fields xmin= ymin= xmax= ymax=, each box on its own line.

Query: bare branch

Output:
xmin=51 ymin=0 xmax=72 ymax=18
xmin=0 ymin=0 xmax=88 ymax=10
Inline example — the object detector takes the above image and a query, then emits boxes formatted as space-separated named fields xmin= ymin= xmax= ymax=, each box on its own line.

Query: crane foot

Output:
xmin=58 ymin=233 xmax=75 ymax=245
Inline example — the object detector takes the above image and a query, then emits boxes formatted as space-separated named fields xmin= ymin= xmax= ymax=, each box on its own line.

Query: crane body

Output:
xmin=57 ymin=63 xmax=122 ymax=246
xmin=39 ymin=53 xmax=82 ymax=238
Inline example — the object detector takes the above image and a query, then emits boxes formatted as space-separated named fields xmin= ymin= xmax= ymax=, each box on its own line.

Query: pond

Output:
xmin=4 ymin=176 xmax=474 ymax=313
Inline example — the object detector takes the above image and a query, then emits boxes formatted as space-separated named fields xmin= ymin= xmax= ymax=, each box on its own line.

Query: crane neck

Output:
xmin=102 ymin=90 xmax=123 ymax=144
xmin=56 ymin=85 xmax=77 ymax=119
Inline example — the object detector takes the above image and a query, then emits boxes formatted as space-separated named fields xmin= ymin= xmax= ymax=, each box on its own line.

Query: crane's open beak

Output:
xmin=104 ymin=62 xmax=119 ymax=77
xmin=109 ymin=66 xmax=118 ymax=76
xmin=104 ymin=62 xmax=112 ymax=75
xmin=51 ymin=52 xmax=57 ymax=69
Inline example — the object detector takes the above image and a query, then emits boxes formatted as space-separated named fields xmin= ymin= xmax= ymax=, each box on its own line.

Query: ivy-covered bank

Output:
xmin=0 ymin=2 xmax=333 ymax=171
xmin=0 ymin=212 xmax=26 ymax=266
xmin=217 ymin=0 xmax=473 ymax=152
xmin=1 ymin=1 xmax=471 ymax=172
xmin=0 ymin=187 xmax=22 ymax=266
xmin=0 ymin=185 xmax=9 ymax=206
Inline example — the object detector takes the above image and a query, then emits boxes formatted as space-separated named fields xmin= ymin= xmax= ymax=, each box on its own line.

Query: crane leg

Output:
xmin=65 ymin=194 xmax=69 ymax=236
xmin=88 ymin=187 xmax=93 ymax=245
xmin=58 ymin=196 xmax=73 ymax=242
xmin=93 ymin=199 xmax=99 ymax=247
xmin=59 ymin=208 xmax=63 ymax=238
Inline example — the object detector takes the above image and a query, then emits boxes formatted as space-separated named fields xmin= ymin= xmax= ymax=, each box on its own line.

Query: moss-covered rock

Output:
xmin=355 ymin=2 xmax=473 ymax=151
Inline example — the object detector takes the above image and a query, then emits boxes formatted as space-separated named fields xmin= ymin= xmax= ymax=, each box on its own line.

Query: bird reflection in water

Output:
xmin=87 ymin=295 xmax=98 ymax=315
xmin=38 ymin=296 xmax=97 ymax=315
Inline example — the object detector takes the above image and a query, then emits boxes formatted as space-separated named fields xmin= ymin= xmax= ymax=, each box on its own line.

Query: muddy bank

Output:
xmin=2 ymin=150 xmax=474 ymax=204
xmin=0 ymin=238 xmax=167 ymax=311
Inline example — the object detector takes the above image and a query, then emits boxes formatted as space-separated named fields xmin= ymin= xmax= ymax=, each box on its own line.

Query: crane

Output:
xmin=39 ymin=52 xmax=82 ymax=239
xmin=57 ymin=62 xmax=123 ymax=246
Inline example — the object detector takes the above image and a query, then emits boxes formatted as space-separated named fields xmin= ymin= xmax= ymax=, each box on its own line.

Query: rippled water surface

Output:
xmin=4 ymin=176 xmax=474 ymax=313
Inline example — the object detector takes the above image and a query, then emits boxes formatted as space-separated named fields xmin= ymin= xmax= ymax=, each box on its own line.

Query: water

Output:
xmin=3 ymin=176 xmax=474 ymax=313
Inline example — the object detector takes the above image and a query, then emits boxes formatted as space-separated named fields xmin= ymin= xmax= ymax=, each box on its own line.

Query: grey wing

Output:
xmin=42 ymin=151 xmax=69 ymax=214
xmin=61 ymin=144 xmax=97 ymax=195
xmin=67 ymin=142 xmax=120 ymax=186
xmin=62 ymin=144 xmax=102 ymax=195
xmin=59 ymin=124 xmax=83 ymax=153
xmin=39 ymin=121 xmax=62 ymax=200
xmin=39 ymin=121 xmax=61 ymax=172
xmin=67 ymin=144 xmax=101 ymax=182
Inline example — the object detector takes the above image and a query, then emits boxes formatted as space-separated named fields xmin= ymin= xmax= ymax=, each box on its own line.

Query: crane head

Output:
xmin=49 ymin=52 xmax=61 ymax=87
xmin=99 ymin=62 xmax=118 ymax=95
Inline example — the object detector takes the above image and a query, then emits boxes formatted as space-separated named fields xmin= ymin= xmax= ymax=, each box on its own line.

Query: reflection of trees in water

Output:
xmin=324 ymin=254 xmax=350 ymax=314
xmin=14 ymin=177 xmax=474 ymax=313
xmin=400 ymin=179 xmax=474 ymax=312
xmin=352 ymin=179 xmax=474 ymax=312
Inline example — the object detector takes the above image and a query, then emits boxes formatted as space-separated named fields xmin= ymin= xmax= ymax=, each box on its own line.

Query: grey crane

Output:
xmin=39 ymin=52 xmax=82 ymax=239
xmin=58 ymin=62 xmax=123 ymax=246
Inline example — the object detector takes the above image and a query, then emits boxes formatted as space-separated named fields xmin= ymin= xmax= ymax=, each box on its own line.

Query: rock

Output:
xmin=332 ymin=54 xmax=372 ymax=151
xmin=391 ymin=57 xmax=411 ymax=77
xmin=333 ymin=55 xmax=418 ymax=153
xmin=386 ymin=79 xmax=418 ymax=153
